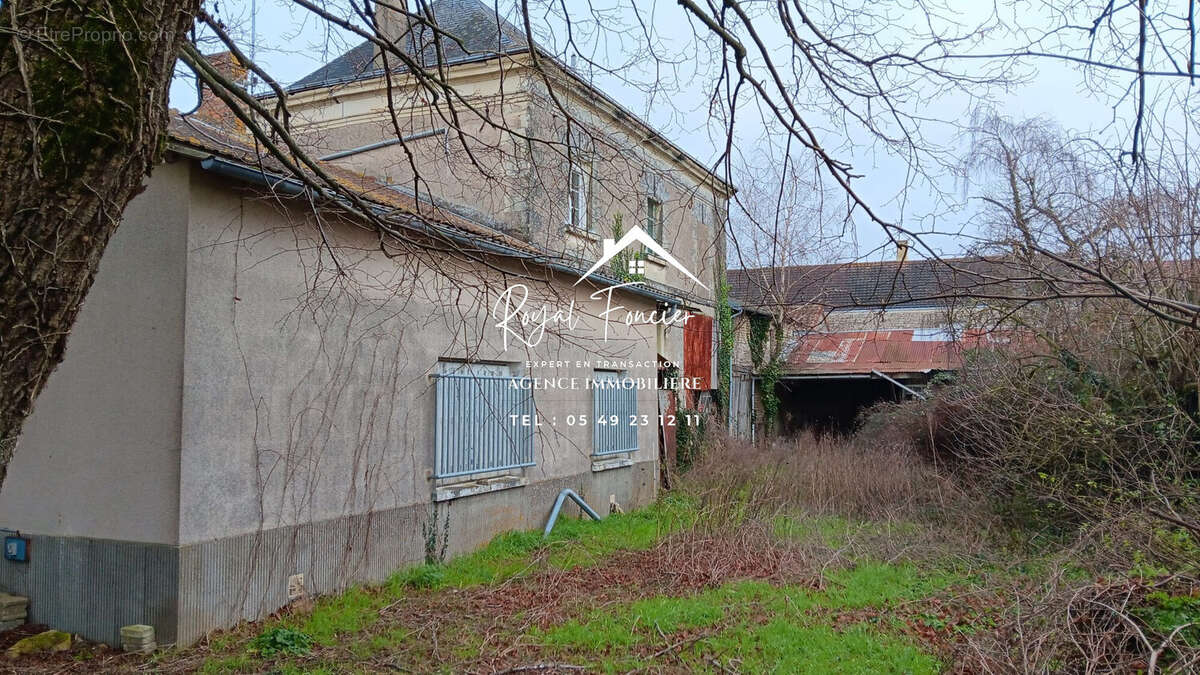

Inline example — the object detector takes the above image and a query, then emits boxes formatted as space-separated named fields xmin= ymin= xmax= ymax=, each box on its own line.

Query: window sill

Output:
xmin=565 ymin=225 xmax=600 ymax=242
xmin=644 ymin=254 xmax=667 ymax=267
xmin=591 ymin=456 xmax=634 ymax=472
xmin=434 ymin=475 xmax=527 ymax=502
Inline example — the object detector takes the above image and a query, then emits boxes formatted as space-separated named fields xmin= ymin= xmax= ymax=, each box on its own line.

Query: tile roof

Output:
xmin=164 ymin=111 xmax=693 ymax=307
xmin=728 ymin=258 xmax=1009 ymax=311
xmin=167 ymin=113 xmax=536 ymax=252
xmin=289 ymin=0 xmax=527 ymax=92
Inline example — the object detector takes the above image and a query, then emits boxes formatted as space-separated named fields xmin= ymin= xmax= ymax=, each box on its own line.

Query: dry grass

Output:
xmin=682 ymin=430 xmax=965 ymax=522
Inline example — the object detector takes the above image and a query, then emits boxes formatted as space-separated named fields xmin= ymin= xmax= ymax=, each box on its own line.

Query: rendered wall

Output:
xmin=0 ymin=161 xmax=190 ymax=643
xmin=0 ymin=156 xmax=663 ymax=647
xmin=173 ymin=166 xmax=661 ymax=643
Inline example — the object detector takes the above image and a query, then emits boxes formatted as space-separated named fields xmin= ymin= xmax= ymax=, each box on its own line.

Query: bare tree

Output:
xmin=0 ymin=0 xmax=199 ymax=486
xmin=2 ymin=0 xmax=1199 ymax=490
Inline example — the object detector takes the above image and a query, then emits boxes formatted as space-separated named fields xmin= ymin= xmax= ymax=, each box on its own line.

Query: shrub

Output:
xmin=860 ymin=303 xmax=1200 ymax=573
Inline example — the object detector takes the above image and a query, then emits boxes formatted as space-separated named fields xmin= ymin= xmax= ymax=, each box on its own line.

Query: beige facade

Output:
xmin=0 ymin=146 xmax=664 ymax=646
xmin=287 ymin=53 xmax=730 ymax=312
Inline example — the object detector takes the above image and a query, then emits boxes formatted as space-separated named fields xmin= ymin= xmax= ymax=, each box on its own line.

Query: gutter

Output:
xmin=186 ymin=148 xmax=684 ymax=308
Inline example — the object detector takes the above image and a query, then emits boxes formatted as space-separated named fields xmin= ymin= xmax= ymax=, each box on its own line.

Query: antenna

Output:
xmin=249 ymin=0 xmax=258 ymax=92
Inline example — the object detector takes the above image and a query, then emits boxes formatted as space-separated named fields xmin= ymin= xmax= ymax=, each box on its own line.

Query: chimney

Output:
xmin=193 ymin=51 xmax=248 ymax=131
xmin=895 ymin=240 xmax=910 ymax=263
xmin=374 ymin=0 xmax=417 ymax=67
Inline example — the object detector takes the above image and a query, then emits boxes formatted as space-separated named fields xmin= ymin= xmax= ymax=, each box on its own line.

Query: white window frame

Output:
xmin=568 ymin=156 xmax=592 ymax=231
xmin=645 ymin=197 xmax=664 ymax=242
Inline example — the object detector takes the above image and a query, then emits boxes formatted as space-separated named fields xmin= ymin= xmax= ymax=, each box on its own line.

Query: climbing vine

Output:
xmin=607 ymin=214 xmax=645 ymax=283
xmin=748 ymin=314 xmax=771 ymax=370
xmin=748 ymin=314 xmax=784 ymax=434
xmin=716 ymin=273 xmax=734 ymax=413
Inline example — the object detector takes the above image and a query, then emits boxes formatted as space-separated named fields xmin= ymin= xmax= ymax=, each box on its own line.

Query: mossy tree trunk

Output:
xmin=0 ymin=0 xmax=199 ymax=489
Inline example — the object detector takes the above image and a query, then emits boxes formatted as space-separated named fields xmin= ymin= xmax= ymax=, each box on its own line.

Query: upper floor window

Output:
xmin=645 ymin=197 xmax=664 ymax=242
xmin=569 ymin=157 xmax=591 ymax=231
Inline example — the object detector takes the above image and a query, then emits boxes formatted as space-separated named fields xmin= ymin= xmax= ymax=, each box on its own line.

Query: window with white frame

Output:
xmin=592 ymin=371 xmax=638 ymax=455
xmin=433 ymin=361 xmax=535 ymax=479
xmin=645 ymin=197 xmax=664 ymax=242
xmin=568 ymin=156 xmax=591 ymax=231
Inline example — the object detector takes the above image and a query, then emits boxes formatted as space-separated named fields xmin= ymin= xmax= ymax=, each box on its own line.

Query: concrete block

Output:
xmin=0 ymin=594 xmax=27 ymax=610
xmin=0 ymin=620 xmax=23 ymax=633
xmin=120 ymin=624 xmax=156 ymax=653
xmin=120 ymin=624 xmax=154 ymax=641
xmin=0 ymin=608 xmax=25 ymax=622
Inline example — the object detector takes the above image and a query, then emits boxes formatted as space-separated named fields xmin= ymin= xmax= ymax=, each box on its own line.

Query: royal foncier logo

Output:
xmin=492 ymin=226 xmax=700 ymax=349
xmin=575 ymin=225 xmax=709 ymax=290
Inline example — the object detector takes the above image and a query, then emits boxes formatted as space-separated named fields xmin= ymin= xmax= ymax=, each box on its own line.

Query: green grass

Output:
xmin=190 ymin=496 xmax=963 ymax=673
xmin=390 ymin=495 xmax=694 ymax=592
xmin=821 ymin=561 xmax=953 ymax=609
xmin=701 ymin=619 xmax=940 ymax=673
xmin=537 ymin=563 xmax=958 ymax=672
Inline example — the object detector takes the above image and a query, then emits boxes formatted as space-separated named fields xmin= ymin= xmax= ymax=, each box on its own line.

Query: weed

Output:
xmin=1134 ymin=591 xmax=1200 ymax=646
xmin=249 ymin=627 xmax=313 ymax=657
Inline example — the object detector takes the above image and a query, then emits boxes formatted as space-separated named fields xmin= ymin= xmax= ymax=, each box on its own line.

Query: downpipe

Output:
xmin=543 ymin=489 xmax=602 ymax=537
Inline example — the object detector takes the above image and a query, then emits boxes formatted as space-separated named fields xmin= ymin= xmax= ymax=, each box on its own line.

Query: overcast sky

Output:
xmin=171 ymin=0 xmax=1192 ymax=265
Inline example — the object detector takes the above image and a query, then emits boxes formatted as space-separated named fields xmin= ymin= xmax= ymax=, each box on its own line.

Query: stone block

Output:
xmin=120 ymin=624 xmax=156 ymax=653
xmin=6 ymin=630 xmax=70 ymax=658
xmin=120 ymin=624 xmax=154 ymax=641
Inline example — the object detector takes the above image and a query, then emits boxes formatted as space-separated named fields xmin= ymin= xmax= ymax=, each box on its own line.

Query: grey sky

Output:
xmin=171 ymin=0 xmax=1195 ymax=265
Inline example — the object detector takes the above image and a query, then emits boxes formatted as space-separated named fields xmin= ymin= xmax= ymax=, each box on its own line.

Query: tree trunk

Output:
xmin=0 ymin=0 xmax=199 ymax=490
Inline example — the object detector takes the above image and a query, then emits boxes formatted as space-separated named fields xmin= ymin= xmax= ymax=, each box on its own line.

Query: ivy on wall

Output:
xmin=748 ymin=313 xmax=784 ymax=434
xmin=716 ymin=274 xmax=734 ymax=413
xmin=607 ymin=214 xmax=645 ymax=283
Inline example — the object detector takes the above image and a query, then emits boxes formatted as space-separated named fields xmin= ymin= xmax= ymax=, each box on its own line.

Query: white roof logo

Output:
xmin=575 ymin=225 xmax=709 ymax=290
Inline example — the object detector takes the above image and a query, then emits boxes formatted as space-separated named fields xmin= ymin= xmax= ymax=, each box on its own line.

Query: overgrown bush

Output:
xmin=864 ymin=305 xmax=1200 ymax=564
xmin=674 ymin=407 xmax=708 ymax=471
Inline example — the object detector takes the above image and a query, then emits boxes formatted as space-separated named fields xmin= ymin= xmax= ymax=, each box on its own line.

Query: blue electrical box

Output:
xmin=3 ymin=536 xmax=27 ymax=562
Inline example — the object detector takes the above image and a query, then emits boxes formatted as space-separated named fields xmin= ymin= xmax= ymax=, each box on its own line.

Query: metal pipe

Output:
xmin=543 ymin=488 xmax=602 ymax=537
xmin=749 ymin=375 xmax=755 ymax=443
xmin=319 ymin=127 xmax=448 ymax=161
xmin=870 ymin=369 xmax=927 ymax=400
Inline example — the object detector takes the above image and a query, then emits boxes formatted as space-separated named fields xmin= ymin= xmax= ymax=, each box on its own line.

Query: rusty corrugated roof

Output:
xmin=783 ymin=329 xmax=1007 ymax=376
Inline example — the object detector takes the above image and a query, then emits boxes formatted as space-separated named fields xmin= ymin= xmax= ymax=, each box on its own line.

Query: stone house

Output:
xmin=284 ymin=0 xmax=733 ymax=378
xmin=0 ymin=0 xmax=730 ymax=647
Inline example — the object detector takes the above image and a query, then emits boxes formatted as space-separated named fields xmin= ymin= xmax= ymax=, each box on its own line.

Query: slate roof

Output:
xmin=728 ymin=258 xmax=1009 ymax=311
xmin=289 ymin=0 xmax=528 ymax=92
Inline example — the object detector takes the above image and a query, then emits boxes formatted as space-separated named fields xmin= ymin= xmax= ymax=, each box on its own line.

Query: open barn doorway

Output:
xmin=774 ymin=376 xmax=908 ymax=437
